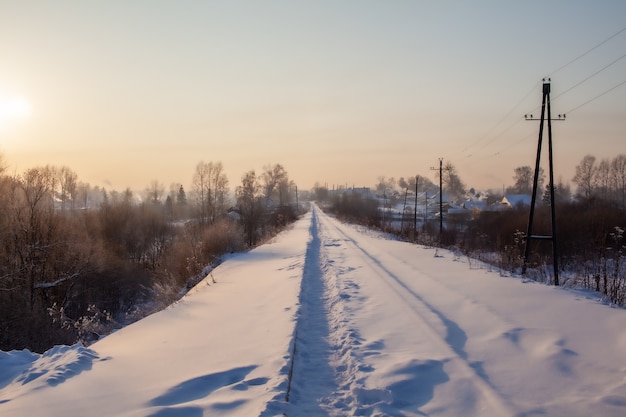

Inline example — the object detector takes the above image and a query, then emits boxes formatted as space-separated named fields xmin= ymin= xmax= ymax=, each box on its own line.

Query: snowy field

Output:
xmin=2 ymin=204 xmax=626 ymax=417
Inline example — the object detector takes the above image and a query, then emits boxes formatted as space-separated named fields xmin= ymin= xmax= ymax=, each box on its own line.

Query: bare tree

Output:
xmin=210 ymin=161 xmax=229 ymax=216
xmin=8 ymin=167 xmax=90 ymax=309
xmin=611 ymin=154 xmax=626 ymax=208
xmin=512 ymin=166 xmax=533 ymax=194
xmin=192 ymin=161 xmax=229 ymax=223
xmin=192 ymin=161 xmax=210 ymax=222
xmin=137 ymin=203 xmax=173 ymax=270
xmin=595 ymin=158 xmax=611 ymax=201
xmin=261 ymin=164 xmax=288 ymax=206
xmin=59 ymin=166 xmax=78 ymax=210
xmin=76 ymin=182 xmax=93 ymax=209
xmin=442 ymin=161 xmax=465 ymax=201
xmin=20 ymin=167 xmax=55 ymax=220
xmin=145 ymin=180 xmax=165 ymax=204
xmin=509 ymin=165 xmax=545 ymax=201
xmin=572 ymin=155 xmax=597 ymax=199
xmin=375 ymin=176 xmax=396 ymax=196
xmin=0 ymin=152 xmax=6 ymax=176
xmin=237 ymin=170 xmax=264 ymax=246
xmin=313 ymin=182 xmax=329 ymax=202
xmin=399 ymin=175 xmax=438 ymax=195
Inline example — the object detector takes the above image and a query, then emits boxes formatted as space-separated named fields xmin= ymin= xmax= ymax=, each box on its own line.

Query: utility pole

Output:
xmin=401 ymin=188 xmax=408 ymax=234
xmin=295 ymin=185 xmax=299 ymax=211
xmin=414 ymin=175 xmax=419 ymax=239
xmin=431 ymin=158 xmax=445 ymax=238
xmin=382 ymin=192 xmax=386 ymax=231
xmin=522 ymin=78 xmax=566 ymax=286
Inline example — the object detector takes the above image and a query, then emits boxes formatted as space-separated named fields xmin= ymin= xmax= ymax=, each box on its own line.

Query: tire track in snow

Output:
xmin=315 ymin=206 xmax=518 ymax=417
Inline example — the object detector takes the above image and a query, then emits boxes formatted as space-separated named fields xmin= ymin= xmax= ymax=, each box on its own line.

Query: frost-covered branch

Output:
xmin=34 ymin=272 xmax=80 ymax=289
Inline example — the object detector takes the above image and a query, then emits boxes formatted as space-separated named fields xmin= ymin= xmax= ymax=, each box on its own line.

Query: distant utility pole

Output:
xmin=430 ymin=158 xmax=445 ymax=238
xmin=401 ymin=188 xmax=408 ymax=234
xmin=522 ymin=78 xmax=566 ymax=286
xmin=414 ymin=175 xmax=419 ymax=238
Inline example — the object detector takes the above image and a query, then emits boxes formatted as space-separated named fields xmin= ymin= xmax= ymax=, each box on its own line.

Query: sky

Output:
xmin=3 ymin=206 xmax=626 ymax=416
xmin=0 ymin=1 xmax=625 ymax=194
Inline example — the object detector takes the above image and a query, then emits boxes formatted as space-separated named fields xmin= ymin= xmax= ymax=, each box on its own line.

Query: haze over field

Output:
xmin=0 ymin=1 xmax=625 ymax=192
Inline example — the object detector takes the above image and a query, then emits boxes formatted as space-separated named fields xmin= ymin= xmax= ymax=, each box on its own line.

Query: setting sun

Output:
xmin=0 ymin=91 xmax=31 ymax=131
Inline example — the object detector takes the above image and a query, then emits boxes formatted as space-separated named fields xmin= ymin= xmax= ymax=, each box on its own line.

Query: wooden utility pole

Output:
xmin=414 ymin=175 xmax=419 ymax=238
xmin=401 ymin=188 xmax=408 ymax=234
xmin=431 ymin=159 xmax=445 ymax=238
xmin=522 ymin=78 xmax=566 ymax=285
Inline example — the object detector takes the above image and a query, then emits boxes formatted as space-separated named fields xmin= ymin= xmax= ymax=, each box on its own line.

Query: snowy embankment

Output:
xmin=2 ymin=204 xmax=626 ymax=416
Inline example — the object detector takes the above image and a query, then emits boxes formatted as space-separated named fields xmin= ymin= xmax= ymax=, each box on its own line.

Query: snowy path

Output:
xmin=284 ymin=205 xmax=514 ymax=416
xmin=287 ymin=204 xmax=626 ymax=416
xmin=299 ymin=206 xmax=515 ymax=416
xmin=2 ymin=205 xmax=626 ymax=416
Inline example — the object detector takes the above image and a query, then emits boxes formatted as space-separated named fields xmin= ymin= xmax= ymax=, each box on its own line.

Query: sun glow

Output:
xmin=0 ymin=91 xmax=32 ymax=132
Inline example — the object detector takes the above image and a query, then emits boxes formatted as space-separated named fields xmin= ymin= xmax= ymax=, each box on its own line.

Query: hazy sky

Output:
xmin=1 ymin=1 xmax=625 ymax=194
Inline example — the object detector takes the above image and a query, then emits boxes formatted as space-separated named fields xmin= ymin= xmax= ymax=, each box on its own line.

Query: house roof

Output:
xmin=501 ymin=194 xmax=532 ymax=207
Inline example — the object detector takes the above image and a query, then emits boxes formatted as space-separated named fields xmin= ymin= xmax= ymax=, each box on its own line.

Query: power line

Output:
xmin=463 ymin=118 xmax=526 ymax=160
xmin=549 ymin=26 xmax=626 ymax=76
xmin=553 ymin=53 xmax=626 ymax=102
xmin=491 ymin=81 xmax=625 ymax=158
xmin=487 ymin=79 xmax=626 ymax=168
xmin=460 ymin=82 xmax=539 ymax=155
xmin=458 ymin=27 xmax=626 ymax=163
xmin=564 ymin=79 xmax=626 ymax=115
xmin=494 ymin=28 xmax=626 ymax=148
xmin=489 ymin=131 xmax=536 ymax=159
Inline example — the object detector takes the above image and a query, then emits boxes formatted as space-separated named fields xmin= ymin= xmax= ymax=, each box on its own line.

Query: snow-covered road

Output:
xmin=288 ymin=206 xmax=515 ymax=416
xmin=2 ymin=204 xmax=626 ymax=416
xmin=288 ymin=205 xmax=626 ymax=416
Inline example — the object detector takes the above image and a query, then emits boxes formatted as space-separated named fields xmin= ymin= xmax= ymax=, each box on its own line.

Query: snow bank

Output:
xmin=0 ymin=344 xmax=102 ymax=404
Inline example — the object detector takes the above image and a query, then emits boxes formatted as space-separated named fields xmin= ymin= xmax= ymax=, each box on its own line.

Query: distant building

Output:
xmin=500 ymin=194 xmax=532 ymax=209
xmin=462 ymin=199 xmax=489 ymax=219
xmin=328 ymin=186 xmax=375 ymax=200
xmin=462 ymin=199 xmax=488 ymax=211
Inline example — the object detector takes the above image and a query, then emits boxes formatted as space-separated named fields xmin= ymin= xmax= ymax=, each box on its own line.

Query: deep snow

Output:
xmin=2 ymin=204 xmax=626 ymax=416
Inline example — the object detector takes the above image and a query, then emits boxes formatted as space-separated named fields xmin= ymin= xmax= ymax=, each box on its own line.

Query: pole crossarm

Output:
xmin=524 ymin=114 xmax=567 ymax=121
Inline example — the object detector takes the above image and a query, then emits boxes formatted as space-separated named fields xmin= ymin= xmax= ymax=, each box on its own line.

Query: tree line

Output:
xmin=0 ymin=156 xmax=300 ymax=352
xmin=572 ymin=154 xmax=626 ymax=207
